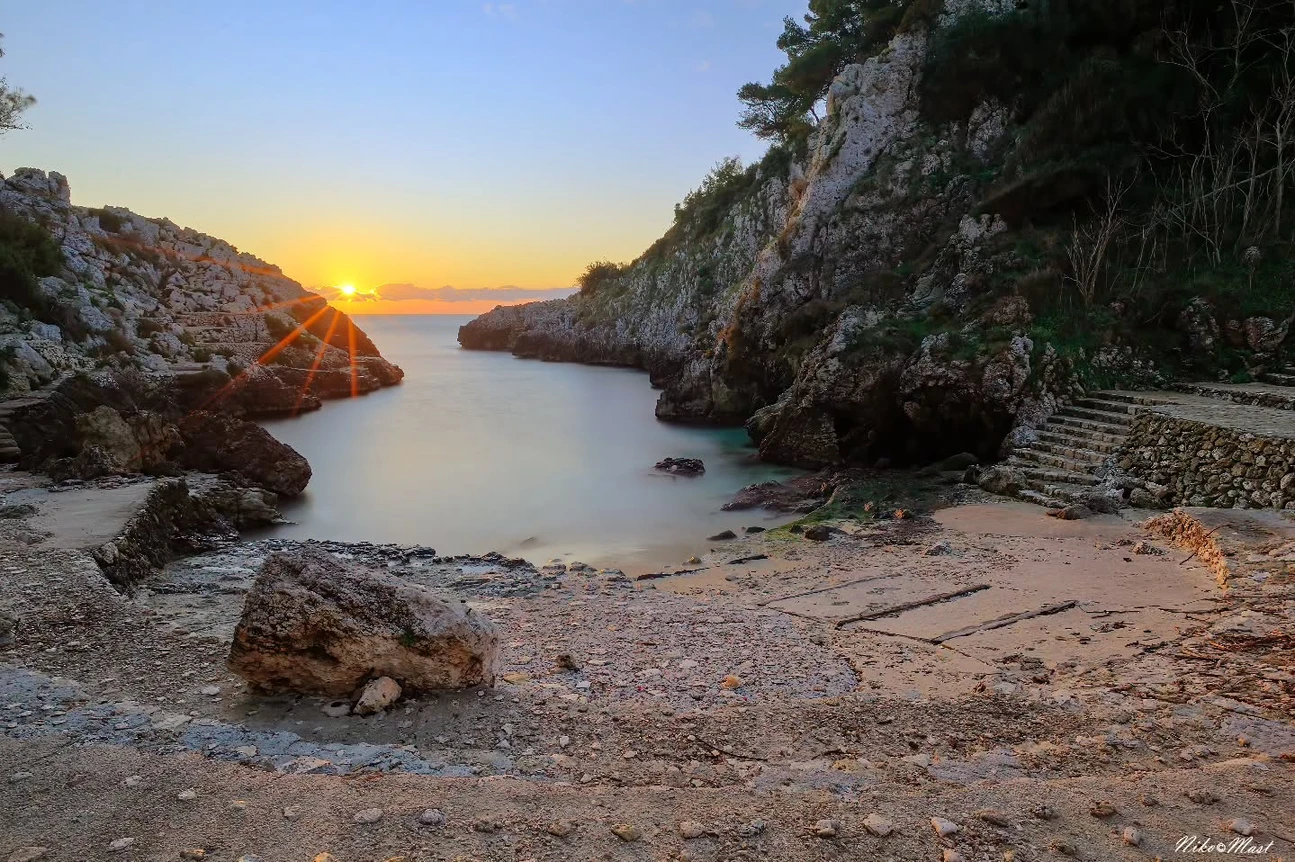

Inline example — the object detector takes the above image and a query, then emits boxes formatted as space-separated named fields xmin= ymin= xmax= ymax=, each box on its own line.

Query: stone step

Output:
xmin=1035 ymin=430 xmax=1123 ymax=454
xmin=1018 ymin=443 xmax=1109 ymax=466
xmin=1010 ymin=450 xmax=1105 ymax=474
xmin=1054 ymin=404 xmax=1134 ymax=426
xmin=1013 ymin=483 xmax=1104 ymax=508
xmin=1018 ymin=489 xmax=1066 ymax=509
xmin=1089 ymin=390 xmax=1181 ymax=408
xmin=1073 ymin=397 xmax=1139 ymax=415
xmin=1018 ymin=466 xmax=1103 ymax=488
xmin=1047 ymin=414 xmax=1132 ymax=437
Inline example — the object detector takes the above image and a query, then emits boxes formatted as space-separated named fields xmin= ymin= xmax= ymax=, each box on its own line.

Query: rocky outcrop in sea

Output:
xmin=0 ymin=168 xmax=402 ymax=411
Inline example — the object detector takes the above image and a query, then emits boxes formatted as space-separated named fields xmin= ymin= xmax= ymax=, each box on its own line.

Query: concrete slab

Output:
xmin=8 ymin=481 xmax=156 ymax=550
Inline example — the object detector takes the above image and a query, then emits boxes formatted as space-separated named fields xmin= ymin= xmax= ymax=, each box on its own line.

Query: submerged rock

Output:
xmin=227 ymin=547 xmax=499 ymax=695
xmin=654 ymin=457 xmax=705 ymax=475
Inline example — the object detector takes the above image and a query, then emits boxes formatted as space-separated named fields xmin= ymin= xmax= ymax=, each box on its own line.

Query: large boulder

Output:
xmin=177 ymin=411 xmax=311 ymax=496
xmin=227 ymin=548 xmax=499 ymax=695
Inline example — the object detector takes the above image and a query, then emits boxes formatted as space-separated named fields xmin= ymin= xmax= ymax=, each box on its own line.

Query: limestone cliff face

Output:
xmin=0 ymin=168 xmax=401 ymax=409
xmin=460 ymin=5 xmax=1065 ymax=465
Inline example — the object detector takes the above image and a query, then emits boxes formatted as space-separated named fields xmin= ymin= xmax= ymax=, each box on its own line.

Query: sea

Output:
xmin=258 ymin=315 xmax=803 ymax=568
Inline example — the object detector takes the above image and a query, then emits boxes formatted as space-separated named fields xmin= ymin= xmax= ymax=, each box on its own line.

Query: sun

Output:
xmin=338 ymin=284 xmax=357 ymax=297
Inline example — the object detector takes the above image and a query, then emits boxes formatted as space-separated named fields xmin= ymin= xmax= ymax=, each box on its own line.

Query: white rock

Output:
xmin=353 ymin=807 xmax=383 ymax=824
xmin=417 ymin=808 xmax=446 ymax=827
xmin=107 ymin=838 xmax=135 ymax=853
xmin=1122 ymin=826 xmax=1143 ymax=846
xmin=863 ymin=813 xmax=894 ymax=837
xmin=7 ymin=848 xmax=51 ymax=862
xmin=1225 ymin=818 xmax=1255 ymax=837
xmin=678 ymin=820 xmax=706 ymax=839
xmin=321 ymin=700 xmax=351 ymax=718
xmin=353 ymin=676 xmax=402 ymax=716
xmin=931 ymin=817 xmax=960 ymax=837
xmin=178 ymin=789 xmax=197 ymax=801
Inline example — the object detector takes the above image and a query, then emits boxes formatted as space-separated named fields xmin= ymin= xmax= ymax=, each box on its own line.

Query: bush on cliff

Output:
xmin=0 ymin=208 xmax=62 ymax=311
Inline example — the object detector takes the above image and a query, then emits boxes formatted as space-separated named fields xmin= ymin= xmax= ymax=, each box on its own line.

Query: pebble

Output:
xmin=417 ymin=808 xmax=446 ymax=827
xmin=1225 ymin=818 xmax=1255 ymax=837
xmin=108 ymin=838 xmax=136 ymax=853
xmin=283 ymin=805 xmax=303 ymax=821
xmin=1089 ymin=801 xmax=1118 ymax=818
xmin=975 ymin=809 xmax=1009 ymax=827
xmin=721 ymin=675 xmax=742 ymax=690
xmin=7 ymin=849 xmax=50 ymax=862
xmin=180 ymin=851 xmax=206 ymax=860
xmin=1049 ymin=839 xmax=1077 ymax=857
xmin=228 ymin=800 xmax=247 ymax=812
xmin=236 ymin=857 xmax=265 ymax=862
xmin=313 ymin=855 xmax=339 ymax=862
xmin=547 ymin=821 xmax=573 ymax=837
xmin=813 ymin=819 xmax=840 ymax=838
xmin=200 ymin=685 xmax=221 ymax=696
xmin=354 ymin=807 xmax=384 ymax=824
xmin=1031 ymin=805 xmax=1055 ymax=820
xmin=678 ymin=821 xmax=706 ymax=839
xmin=1186 ymin=788 xmax=1219 ymax=805
xmin=736 ymin=820 xmax=766 ymax=837
xmin=942 ymin=851 xmax=963 ymax=862
xmin=863 ymin=813 xmax=894 ymax=837
xmin=123 ymin=775 xmax=142 ymax=787
xmin=610 ymin=824 xmax=641 ymax=842
xmin=1122 ymin=826 xmax=1143 ymax=846
xmin=931 ymin=817 xmax=960 ymax=837
xmin=178 ymin=789 xmax=197 ymax=801
xmin=8 ymin=771 xmax=33 ymax=783
xmin=321 ymin=701 xmax=351 ymax=718
xmin=558 ymin=735 xmax=570 ymax=748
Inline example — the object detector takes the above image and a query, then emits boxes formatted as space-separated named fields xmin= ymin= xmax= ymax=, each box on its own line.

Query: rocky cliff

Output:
xmin=461 ymin=0 xmax=1294 ymax=469
xmin=0 ymin=168 xmax=402 ymax=411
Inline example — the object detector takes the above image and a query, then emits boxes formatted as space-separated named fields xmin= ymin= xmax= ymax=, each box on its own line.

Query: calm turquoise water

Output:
xmin=260 ymin=315 xmax=802 ymax=567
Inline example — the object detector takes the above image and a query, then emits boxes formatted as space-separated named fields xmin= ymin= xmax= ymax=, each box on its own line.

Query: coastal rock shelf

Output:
xmin=0 ymin=168 xmax=403 ymax=412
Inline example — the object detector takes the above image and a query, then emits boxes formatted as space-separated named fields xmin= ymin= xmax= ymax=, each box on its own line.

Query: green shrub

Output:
xmin=576 ymin=260 xmax=626 ymax=296
xmin=0 ymin=208 xmax=62 ymax=310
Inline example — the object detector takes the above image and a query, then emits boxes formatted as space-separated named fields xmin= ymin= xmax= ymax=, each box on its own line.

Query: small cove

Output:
xmin=258 ymin=314 xmax=804 ymax=567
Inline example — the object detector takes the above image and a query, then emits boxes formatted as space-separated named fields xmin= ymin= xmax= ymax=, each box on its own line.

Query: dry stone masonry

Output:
xmin=1121 ymin=409 xmax=1295 ymax=510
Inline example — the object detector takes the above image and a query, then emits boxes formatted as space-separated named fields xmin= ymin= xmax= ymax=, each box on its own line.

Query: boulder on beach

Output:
xmin=655 ymin=457 xmax=705 ymax=475
xmin=227 ymin=547 xmax=499 ymax=695
xmin=177 ymin=410 xmax=311 ymax=497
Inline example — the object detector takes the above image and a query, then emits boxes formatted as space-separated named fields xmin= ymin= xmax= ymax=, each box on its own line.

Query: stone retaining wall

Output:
xmin=1120 ymin=411 xmax=1295 ymax=510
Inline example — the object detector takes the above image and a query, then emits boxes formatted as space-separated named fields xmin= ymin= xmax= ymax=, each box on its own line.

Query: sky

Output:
xmin=1 ymin=0 xmax=805 ymax=314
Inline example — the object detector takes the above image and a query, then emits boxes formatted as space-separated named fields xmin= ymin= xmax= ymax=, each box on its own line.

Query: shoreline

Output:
xmin=2 ymin=463 xmax=1292 ymax=860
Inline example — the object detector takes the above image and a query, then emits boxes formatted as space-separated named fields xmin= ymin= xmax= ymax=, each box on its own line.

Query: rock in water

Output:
xmin=177 ymin=411 xmax=312 ymax=497
xmin=227 ymin=547 xmax=498 ymax=694
xmin=655 ymin=457 xmax=705 ymax=475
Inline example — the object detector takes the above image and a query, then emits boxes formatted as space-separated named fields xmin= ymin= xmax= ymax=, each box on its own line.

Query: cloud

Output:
xmin=317 ymin=284 xmax=577 ymax=304
xmin=696 ymin=60 xmax=712 ymax=73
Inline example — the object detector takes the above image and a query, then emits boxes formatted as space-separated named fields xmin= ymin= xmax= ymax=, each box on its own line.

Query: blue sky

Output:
xmin=1 ymin=0 xmax=805 ymax=309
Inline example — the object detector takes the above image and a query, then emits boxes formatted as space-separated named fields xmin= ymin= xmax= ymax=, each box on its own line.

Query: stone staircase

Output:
xmin=1004 ymin=391 xmax=1179 ymax=508
xmin=1261 ymin=364 xmax=1295 ymax=386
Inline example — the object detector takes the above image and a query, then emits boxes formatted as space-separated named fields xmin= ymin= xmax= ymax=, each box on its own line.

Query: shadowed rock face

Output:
xmin=227 ymin=547 xmax=499 ymax=696
xmin=177 ymin=411 xmax=311 ymax=497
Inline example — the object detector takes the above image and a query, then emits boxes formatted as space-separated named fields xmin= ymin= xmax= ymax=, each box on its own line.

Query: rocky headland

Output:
xmin=459 ymin=0 xmax=1294 ymax=490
